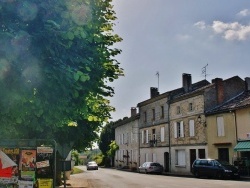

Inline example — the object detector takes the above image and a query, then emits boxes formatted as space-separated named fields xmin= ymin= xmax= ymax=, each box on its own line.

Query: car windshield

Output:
xmin=88 ymin=162 xmax=97 ymax=165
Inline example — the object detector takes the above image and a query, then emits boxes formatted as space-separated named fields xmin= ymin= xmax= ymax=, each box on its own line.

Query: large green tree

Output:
xmin=0 ymin=0 xmax=123 ymax=149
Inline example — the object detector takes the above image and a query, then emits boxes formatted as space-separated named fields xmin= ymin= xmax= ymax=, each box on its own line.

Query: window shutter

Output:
xmin=174 ymin=122 xmax=177 ymax=138
xmin=217 ymin=116 xmax=225 ymax=136
xmin=161 ymin=127 xmax=165 ymax=142
xmin=180 ymin=121 xmax=184 ymax=137
xmin=146 ymin=130 xmax=149 ymax=143
xmin=189 ymin=120 xmax=195 ymax=137
xmin=141 ymin=130 xmax=144 ymax=143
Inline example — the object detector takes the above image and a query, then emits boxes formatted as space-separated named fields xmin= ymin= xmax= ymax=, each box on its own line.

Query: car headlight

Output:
xmin=224 ymin=169 xmax=232 ymax=173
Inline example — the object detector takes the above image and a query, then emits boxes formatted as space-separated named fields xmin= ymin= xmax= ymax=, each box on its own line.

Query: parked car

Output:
xmin=86 ymin=161 xmax=98 ymax=170
xmin=191 ymin=159 xmax=239 ymax=179
xmin=138 ymin=162 xmax=163 ymax=174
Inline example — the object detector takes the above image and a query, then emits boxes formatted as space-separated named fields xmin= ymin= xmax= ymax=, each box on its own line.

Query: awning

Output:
xmin=234 ymin=141 xmax=250 ymax=152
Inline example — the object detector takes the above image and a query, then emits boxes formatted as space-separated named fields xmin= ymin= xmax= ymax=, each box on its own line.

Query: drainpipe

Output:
xmin=167 ymin=95 xmax=171 ymax=173
xmin=233 ymin=111 xmax=239 ymax=159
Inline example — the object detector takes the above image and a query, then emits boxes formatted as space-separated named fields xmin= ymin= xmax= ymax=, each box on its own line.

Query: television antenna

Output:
xmin=202 ymin=64 xmax=209 ymax=80
xmin=156 ymin=71 xmax=159 ymax=91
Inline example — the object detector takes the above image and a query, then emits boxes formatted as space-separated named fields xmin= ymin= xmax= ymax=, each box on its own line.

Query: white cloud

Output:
xmin=237 ymin=9 xmax=250 ymax=17
xmin=176 ymin=34 xmax=191 ymax=41
xmin=194 ymin=21 xmax=206 ymax=30
xmin=212 ymin=21 xmax=250 ymax=41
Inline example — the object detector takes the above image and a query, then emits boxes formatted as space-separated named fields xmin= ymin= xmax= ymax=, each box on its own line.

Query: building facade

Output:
xmin=114 ymin=108 xmax=140 ymax=170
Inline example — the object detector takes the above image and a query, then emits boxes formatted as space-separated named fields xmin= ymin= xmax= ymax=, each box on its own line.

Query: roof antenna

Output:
xmin=156 ymin=71 xmax=159 ymax=91
xmin=202 ymin=64 xmax=208 ymax=80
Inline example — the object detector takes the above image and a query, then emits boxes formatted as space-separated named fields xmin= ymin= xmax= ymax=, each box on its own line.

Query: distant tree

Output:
xmin=0 ymin=0 xmax=123 ymax=150
xmin=98 ymin=122 xmax=115 ymax=156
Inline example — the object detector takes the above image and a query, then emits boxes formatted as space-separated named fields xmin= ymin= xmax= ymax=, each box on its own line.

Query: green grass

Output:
xmin=72 ymin=166 xmax=84 ymax=174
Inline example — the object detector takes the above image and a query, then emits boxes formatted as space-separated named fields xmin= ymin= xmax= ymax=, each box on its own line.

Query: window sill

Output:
xmin=175 ymin=165 xmax=186 ymax=168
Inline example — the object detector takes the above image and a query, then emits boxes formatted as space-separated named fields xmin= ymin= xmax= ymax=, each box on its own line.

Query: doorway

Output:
xmin=164 ymin=152 xmax=169 ymax=172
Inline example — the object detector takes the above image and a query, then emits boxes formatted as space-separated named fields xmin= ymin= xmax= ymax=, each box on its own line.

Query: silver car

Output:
xmin=138 ymin=162 xmax=163 ymax=174
xmin=87 ymin=161 xmax=98 ymax=170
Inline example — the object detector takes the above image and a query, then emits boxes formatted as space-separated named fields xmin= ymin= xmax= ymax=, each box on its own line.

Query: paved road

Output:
xmin=68 ymin=166 xmax=250 ymax=188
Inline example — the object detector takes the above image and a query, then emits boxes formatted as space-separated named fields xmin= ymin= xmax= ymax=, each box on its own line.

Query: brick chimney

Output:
xmin=245 ymin=77 xmax=250 ymax=91
xmin=212 ymin=78 xmax=224 ymax=104
xmin=131 ymin=107 xmax=137 ymax=117
xmin=182 ymin=73 xmax=192 ymax=93
xmin=150 ymin=87 xmax=159 ymax=98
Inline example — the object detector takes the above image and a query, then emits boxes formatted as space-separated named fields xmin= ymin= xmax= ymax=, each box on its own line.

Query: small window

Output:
xmin=189 ymin=103 xmax=193 ymax=111
xmin=161 ymin=106 xmax=164 ymax=118
xmin=176 ymin=106 xmax=181 ymax=114
xmin=144 ymin=111 xmax=147 ymax=122
xmin=152 ymin=109 xmax=155 ymax=121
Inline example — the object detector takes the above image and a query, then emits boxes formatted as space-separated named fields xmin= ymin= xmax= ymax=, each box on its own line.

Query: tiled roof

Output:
xmin=206 ymin=90 xmax=250 ymax=115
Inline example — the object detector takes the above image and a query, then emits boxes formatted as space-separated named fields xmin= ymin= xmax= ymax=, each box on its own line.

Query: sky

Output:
xmin=108 ymin=0 xmax=250 ymax=121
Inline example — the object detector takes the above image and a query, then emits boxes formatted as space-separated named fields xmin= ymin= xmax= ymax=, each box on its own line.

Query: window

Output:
xmin=189 ymin=103 xmax=193 ymax=111
xmin=144 ymin=111 xmax=147 ymax=122
xmin=198 ymin=149 xmax=205 ymax=159
xmin=160 ymin=127 xmax=165 ymax=142
xmin=175 ymin=150 xmax=186 ymax=166
xmin=152 ymin=153 xmax=157 ymax=162
xmin=152 ymin=129 xmax=156 ymax=140
xmin=189 ymin=119 xmax=195 ymax=137
xmin=152 ymin=109 xmax=155 ymax=121
xmin=174 ymin=121 xmax=184 ymax=138
xmin=161 ymin=106 xmax=164 ymax=118
xmin=176 ymin=106 xmax=181 ymax=114
xmin=217 ymin=116 xmax=225 ymax=136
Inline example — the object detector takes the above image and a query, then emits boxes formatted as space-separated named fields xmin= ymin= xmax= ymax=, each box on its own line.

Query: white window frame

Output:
xmin=189 ymin=119 xmax=195 ymax=137
xmin=217 ymin=116 xmax=225 ymax=136
xmin=174 ymin=121 xmax=184 ymax=138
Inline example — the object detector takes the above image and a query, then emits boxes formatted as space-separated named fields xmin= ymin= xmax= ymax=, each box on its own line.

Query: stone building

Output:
xmin=169 ymin=75 xmax=245 ymax=174
xmin=114 ymin=108 xmax=140 ymax=169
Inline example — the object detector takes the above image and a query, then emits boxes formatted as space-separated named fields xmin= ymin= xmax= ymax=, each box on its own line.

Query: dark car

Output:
xmin=191 ymin=159 xmax=239 ymax=179
xmin=138 ymin=162 xmax=163 ymax=174
xmin=86 ymin=161 xmax=98 ymax=170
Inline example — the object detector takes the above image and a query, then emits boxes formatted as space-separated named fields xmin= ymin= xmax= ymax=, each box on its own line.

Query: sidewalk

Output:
xmin=57 ymin=174 xmax=89 ymax=188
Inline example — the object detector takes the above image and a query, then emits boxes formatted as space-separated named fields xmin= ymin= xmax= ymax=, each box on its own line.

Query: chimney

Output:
xmin=150 ymin=87 xmax=159 ymax=98
xmin=182 ymin=73 xmax=192 ymax=93
xmin=245 ymin=77 xmax=250 ymax=91
xmin=212 ymin=78 xmax=224 ymax=104
xmin=131 ymin=107 xmax=137 ymax=117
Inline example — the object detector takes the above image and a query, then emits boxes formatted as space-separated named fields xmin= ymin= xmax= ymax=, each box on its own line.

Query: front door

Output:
xmin=190 ymin=149 xmax=196 ymax=172
xmin=164 ymin=152 xmax=169 ymax=172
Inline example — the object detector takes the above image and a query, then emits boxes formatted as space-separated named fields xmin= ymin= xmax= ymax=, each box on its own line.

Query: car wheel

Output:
xmin=217 ymin=172 xmax=223 ymax=179
xmin=194 ymin=171 xmax=200 ymax=178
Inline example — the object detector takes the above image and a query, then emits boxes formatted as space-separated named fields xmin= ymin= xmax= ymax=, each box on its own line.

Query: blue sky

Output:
xmin=109 ymin=0 xmax=250 ymax=121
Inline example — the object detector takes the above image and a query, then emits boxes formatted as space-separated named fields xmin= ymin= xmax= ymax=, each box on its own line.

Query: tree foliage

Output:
xmin=98 ymin=122 xmax=115 ymax=155
xmin=0 ymin=0 xmax=123 ymax=149
xmin=107 ymin=140 xmax=119 ymax=157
